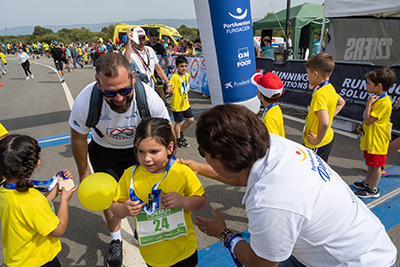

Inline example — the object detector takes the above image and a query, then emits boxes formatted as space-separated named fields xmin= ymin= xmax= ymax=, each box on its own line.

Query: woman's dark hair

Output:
xmin=133 ymin=118 xmax=176 ymax=157
xmin=0 ymin=134 xmax=41 ymax=192
xmin=196 ymin=104 xmax=270 ymax=173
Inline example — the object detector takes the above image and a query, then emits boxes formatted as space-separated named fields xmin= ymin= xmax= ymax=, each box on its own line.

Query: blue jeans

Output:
xmin=278 ymin=256 xmax=307 ymax=267
xmin=73 ymin=57 xmax=82 ymax=68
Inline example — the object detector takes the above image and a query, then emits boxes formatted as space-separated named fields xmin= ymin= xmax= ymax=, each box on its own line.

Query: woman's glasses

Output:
xmin=198 ymin=146 xmax=205 ymax=158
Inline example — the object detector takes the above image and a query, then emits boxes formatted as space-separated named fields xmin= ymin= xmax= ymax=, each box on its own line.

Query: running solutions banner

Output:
xmin=256 ymin=58 xmax=400 ymax=130
xmin=194 ymin=0 xmax=259 ymax=113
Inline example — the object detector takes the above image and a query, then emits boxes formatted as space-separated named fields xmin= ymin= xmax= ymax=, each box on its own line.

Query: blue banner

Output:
xmin=208 ymin=0 xmax=257 ymax=103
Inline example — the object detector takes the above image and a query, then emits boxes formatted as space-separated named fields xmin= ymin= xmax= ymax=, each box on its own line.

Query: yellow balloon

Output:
xmin=78 ymin=172 xmax=117 ymax=211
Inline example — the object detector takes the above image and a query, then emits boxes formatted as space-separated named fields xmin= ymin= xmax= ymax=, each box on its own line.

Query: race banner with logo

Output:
xmin=194 ymin=0 xmax=259 ymax=113
xmin=167 ymin=56 xmax=209 ymax=95
xmin=256 ymin=58 xmax=400 ymax=130
xmin=326 ymin=18 xmax=400 ymax=66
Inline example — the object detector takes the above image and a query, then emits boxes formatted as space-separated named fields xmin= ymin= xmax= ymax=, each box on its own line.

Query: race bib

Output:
xmin=135 ymin=207 xmax=187 ymax=246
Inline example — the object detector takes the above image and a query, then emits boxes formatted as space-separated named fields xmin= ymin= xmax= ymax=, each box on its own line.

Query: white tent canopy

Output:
xmin=323 ymin=0 xmax=400 ymax=18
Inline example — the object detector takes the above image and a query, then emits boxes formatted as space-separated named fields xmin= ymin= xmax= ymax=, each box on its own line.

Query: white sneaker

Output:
xmin=26 ymin=76 xmax=30 ymax=80
xmin=30 ymin=74 xmax=34 ymax=79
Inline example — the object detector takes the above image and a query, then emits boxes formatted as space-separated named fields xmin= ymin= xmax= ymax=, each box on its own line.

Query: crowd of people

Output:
xmin=0 ymin=26 xmax=399 ymax=267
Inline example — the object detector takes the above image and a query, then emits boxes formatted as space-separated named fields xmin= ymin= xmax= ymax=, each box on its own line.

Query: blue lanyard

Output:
xmin=179 ymin=73 xmax=189 ymax=102
xmin=129 ymin=155 xmax=176 ymax=215
xmin=2 ymin=171 xmax=66 ymax=192
xmin=309 ymin=80 xmax=330 ymax=108
xmin=261 ymin=103 xmax=277 ymax=121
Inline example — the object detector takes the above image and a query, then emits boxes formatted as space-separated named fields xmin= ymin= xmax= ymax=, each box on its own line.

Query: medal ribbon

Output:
xmin=2 ymin=171 xmax=67 ymax=192
xmin=261 ymin=103 xmax=277 ymax=121
xmin=129 ymin=156 xmax=176 ymax=215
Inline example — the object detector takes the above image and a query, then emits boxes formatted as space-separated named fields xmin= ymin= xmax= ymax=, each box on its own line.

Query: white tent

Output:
xmin=323 ymin=0 xmax=400 ymax=18
xmin=323 ymin=0 xmax=400 ymax=65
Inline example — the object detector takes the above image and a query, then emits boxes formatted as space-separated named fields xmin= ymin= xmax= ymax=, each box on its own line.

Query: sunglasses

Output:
xmin=198 ymin=146 xmax=205 ymax=158
xmin=98 ymin=81 xmax=133 ymax=98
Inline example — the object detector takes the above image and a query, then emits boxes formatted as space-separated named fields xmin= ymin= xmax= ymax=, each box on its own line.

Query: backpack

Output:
xmin=85 ymin=63 xmax=150 ymax=138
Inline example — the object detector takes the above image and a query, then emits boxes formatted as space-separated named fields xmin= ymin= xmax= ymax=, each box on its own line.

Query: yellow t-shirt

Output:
xmin=262 ymin=104 xmax=285 ymax=138
xmin=360 ymin=95 xmax=392 ymax=155
xmin=303 ymin=83 xmax=339 ymax=148
xmin=114 ymin=161 xmax=204 ymax=267
xmin=0 ymin=187 xmax=61 ymax=267
xmin=0 ymin=53 xmax=6 ymax=64
xmin=0 ymin=123 xmax=8 ymax=138
xmin=171 ymin=72 xmax=191 ymax=112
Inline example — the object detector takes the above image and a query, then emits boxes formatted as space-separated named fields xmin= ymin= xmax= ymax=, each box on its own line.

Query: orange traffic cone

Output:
xmin=0 ymin=83 xmax=3 ymax=86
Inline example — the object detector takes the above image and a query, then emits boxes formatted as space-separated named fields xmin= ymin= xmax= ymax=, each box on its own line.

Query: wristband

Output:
xmin=167 ymin=83 xmax=172 ymax=86
xmin=226 ymin=233 xmax=244 ymax=267
xmin=220 ymin=228 xmax=232 ymax=246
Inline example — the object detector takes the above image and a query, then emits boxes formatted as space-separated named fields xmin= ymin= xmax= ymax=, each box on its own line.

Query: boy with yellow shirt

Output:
xmin=354 ymin=66 xmax=396 ymax=198
xmin=170 ymin=55 xmax=194 ymax=148
xmin=304 ymin=53 xmax=346 ymax=162
xmin=251 ymin=72 xmax=285 ymax=137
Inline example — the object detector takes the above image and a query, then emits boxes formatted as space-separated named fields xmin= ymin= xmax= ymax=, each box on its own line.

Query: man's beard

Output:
xmin=106 ymin=94 xmax=133 ymax=113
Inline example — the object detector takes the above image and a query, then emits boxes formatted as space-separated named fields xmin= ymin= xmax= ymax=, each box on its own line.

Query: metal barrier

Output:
xmin=0 ymin=60 xmax=7 ymax=78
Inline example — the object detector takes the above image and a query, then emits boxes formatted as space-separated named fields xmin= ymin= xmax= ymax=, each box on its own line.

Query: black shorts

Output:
xmin=88 ymin=140 xmax=137 ymax=181
xmin=41 ymin=256 xmax=61 ymax=267
xmin=146 ymin=250 xmax=198 ymax=267
xmin=305 ymin=136 xmax=335 ymax=163
xmin=54 ymin=61 xmax=63 ymax=71
xmin=173 ymin=107 xmax=193 ymax=123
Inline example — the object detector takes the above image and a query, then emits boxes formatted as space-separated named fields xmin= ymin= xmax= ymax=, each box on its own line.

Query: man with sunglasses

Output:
xmin=68 ymin=53 xmax=170 ymax=267
xmin=123 ymin=27 xmax=173 ymax=107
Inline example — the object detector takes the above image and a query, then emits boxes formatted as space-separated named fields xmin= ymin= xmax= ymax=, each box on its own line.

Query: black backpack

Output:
xmin=85 ymin=64 xmax=150 ymax=138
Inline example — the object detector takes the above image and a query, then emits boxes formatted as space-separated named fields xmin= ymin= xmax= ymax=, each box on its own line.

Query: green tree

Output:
xmin=101 ymin=24 xmax=115 ymax=41
xmin=177 ymin=24 xmax=198 ymax=42
xmin=32 ymin=26 xmax=53 ymax=37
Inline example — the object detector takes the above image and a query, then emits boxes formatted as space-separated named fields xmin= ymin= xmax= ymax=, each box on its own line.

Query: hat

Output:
xmin=53 ymin=41 xmax=58 ymax=45
xmin=131 ymin=27 xmax=146 ymax=44
xmin=251 ymin=72 xmax=284 ymax=98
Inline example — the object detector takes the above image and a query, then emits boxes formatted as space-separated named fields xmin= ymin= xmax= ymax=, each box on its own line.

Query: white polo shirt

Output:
xmin=124 ymin=46 xmax=158 ymax=89
xmin=243 ymin=134 xmax=396 ymax=266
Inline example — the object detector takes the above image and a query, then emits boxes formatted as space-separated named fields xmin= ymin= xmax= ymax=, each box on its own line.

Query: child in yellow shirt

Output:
xmin=251 ymin=72 xmax=285 ymax=137
xmin=354 ymin=66 xmax=396 ymax=198
xmin=303 ymin=53 xmax=346 ymax=162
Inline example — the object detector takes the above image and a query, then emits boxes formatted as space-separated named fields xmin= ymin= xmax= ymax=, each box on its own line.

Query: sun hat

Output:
xmin=251 ymin=72 xmax=284 ymax=98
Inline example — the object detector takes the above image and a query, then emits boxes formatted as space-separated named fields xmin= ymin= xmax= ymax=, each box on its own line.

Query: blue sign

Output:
xmin=208 ymin=0 xmax=257 ymax=103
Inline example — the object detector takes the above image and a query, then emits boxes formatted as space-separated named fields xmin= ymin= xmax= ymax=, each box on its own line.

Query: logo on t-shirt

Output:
xmin=107 ymin=127 xmax=135 ymax=140
xmin=306 ymin=149 xmax=331 ymax=182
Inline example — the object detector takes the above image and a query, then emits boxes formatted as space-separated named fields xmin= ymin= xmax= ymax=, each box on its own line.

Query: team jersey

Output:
xmin=114 ymin=162 xmax=204 ymax=266
xmin=262 ymin=104 xmax=285 ymax=138
xmin=170 ymin=72 xmax=190 ymax=112
xmin=303 ymin=83 xmax=339 ymax=148
xmin=0 ymin=187 xmax=61 ymax=267
xmin=360 ymin=95 xmax=392 ymax=155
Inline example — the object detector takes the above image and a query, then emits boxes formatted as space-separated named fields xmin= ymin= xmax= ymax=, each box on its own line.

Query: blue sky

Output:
xmin=1 ymin=0 xmax=324 ymax=29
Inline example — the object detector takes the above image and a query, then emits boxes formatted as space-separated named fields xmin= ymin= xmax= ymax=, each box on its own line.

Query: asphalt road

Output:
xmin=1 ymin=54 xmax=400 ymax=266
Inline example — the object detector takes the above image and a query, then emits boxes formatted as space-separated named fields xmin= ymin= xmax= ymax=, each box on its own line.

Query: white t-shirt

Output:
xmin=69 ymin=81 xmax=169 ymax=149
xmin=243 ymin=134 xmax=396 ymax=266
xmin=17 ymin=52 xmax=29 ymax=64
xmin=125 ymin=46 xmax=158 ymax=89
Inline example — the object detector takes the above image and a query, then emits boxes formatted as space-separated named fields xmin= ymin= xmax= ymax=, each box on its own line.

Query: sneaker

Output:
xmin=68 ymin=69 xmax=71 ymax=72
xmin=81 ymin=65 xmax=84 ymax=69
xmin=353 ymin=180 xmax=369 ymax=190
xmin=177 ymin=137 xmax=189 ymax=148
xmin=107 ymin=239 xmax=124 ymax=267
xmin=355 ymin=188 xmax=380 ymax=199
xmin=30 ymin=74 xmax=34 ymax=79
xmin=381 ymin=167 xmax=389 ymax=177
xmin=26 ymin=76 xmax=30 ymax=80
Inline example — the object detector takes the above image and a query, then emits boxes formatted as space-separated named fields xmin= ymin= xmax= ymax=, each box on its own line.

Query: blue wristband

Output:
xmin=226 ymin=233 xmax=244 ymax=267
